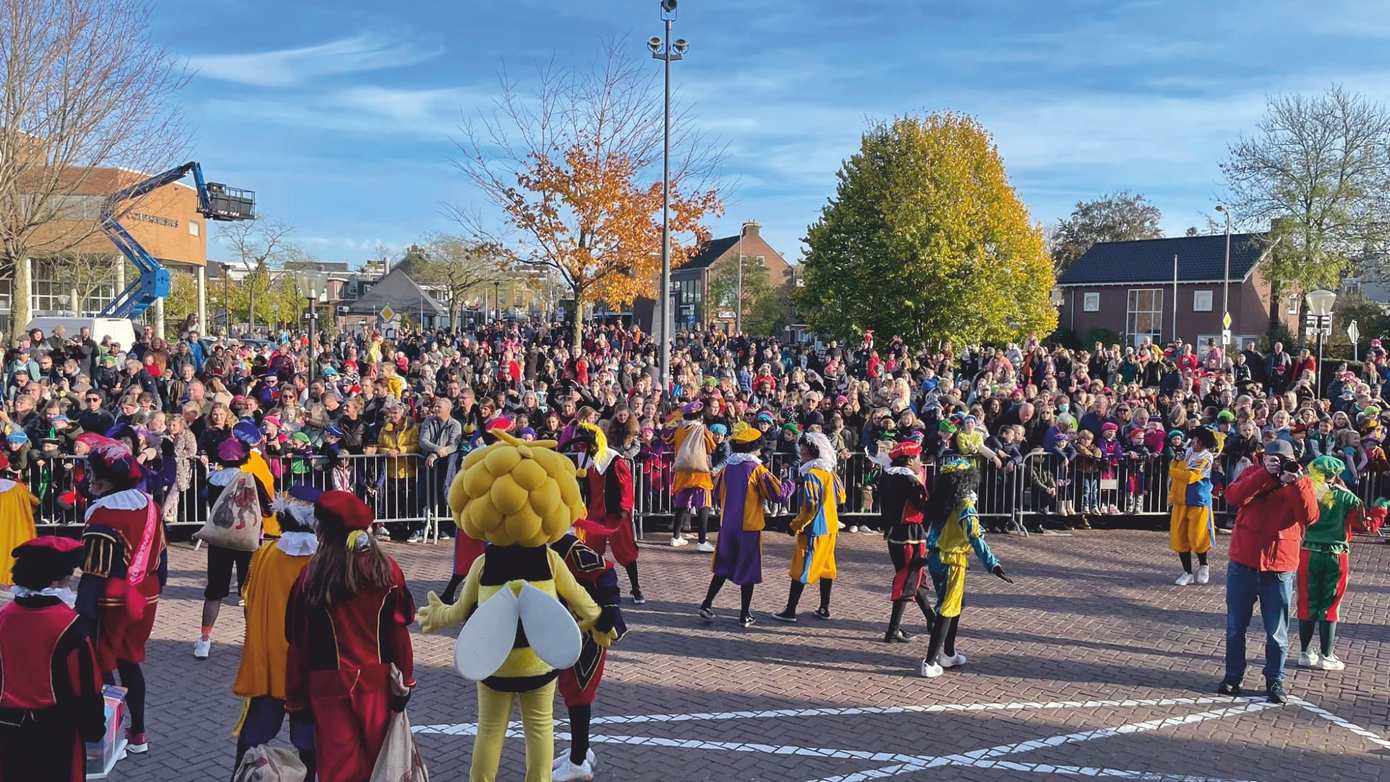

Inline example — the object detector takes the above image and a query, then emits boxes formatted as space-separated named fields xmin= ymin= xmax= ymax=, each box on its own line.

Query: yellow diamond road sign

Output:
xmin=1222 ymin=312 xmax=1232 ymax=329
xmin=379 ymin=305 xmax=395 ymax=322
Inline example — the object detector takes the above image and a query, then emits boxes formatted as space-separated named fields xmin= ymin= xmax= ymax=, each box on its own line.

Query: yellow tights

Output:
xmin=471 ymin=680 xmax=556 ymax=782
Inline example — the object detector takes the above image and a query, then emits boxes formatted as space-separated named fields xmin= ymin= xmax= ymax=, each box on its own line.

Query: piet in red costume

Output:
xmin=878 ymin=440 xmax=938 ymax=644
xmin=550 ymin=532 xmax=627 ymax=779
xmin=572 ymin=422 xmax=643 ymax=604
xmin=285 ymin=491 xmax=416 ymax=782
xmin=76 ymin=441 xmax=166 ymax=754
xmin=0 ymin=537 xmax=106 ymax=782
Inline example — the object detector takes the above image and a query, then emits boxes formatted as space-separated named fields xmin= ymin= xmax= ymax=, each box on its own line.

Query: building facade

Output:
xmin=635 ymin=221 xmax=792 ymax=333
xmin=1057 ymin=233 xmax=1298 ymax=349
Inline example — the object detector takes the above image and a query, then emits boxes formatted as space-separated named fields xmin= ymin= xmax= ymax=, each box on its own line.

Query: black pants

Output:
xmin=205 ymin=544 xmax=252 ymax=601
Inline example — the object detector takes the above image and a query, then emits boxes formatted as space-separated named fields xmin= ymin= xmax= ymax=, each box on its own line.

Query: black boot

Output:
xmin=699 ymin=576 xmax=725 ymax=620
xmin=739 ymin=583 xmax=755 ymax=628
xmin=773 ymin=581 xmax=804 ymax=622
xmin=912 ymin=589 xmax=937 ymax=630
xmin=696 ymin=508 xmax=716 ymax=545
xmin=671 ymin=509 xmax=691 ymax=545
xmin=814 ymin=579 xmax=833 ymax=620
xmin=922 ymin=618 xmax=948 ymax=676
xmin=883 ymin=599 xmax=910 ymax=642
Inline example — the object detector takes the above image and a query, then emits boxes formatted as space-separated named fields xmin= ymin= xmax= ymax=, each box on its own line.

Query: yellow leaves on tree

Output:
xmin=504 ymin=144 xmax=719 ymax=309
xmin=456 ymin=43 xmax=722 ymax=348
xmin=801 ymin=112 xmax=1057 ymax=347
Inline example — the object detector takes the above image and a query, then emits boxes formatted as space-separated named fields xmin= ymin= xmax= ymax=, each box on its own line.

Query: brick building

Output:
xmin=1057 ymin=233 xmax=1298 ymax=349
xmin=635 ymin=221 xmax=792 ymax=333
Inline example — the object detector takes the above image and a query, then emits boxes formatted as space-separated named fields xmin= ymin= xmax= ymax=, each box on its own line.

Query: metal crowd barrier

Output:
xmin=38 ymin=444 xmax=1390 ymax=543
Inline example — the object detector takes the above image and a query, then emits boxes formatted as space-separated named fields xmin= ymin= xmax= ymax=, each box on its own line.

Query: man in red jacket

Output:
xmin=1219 ymin=440 xmax=1318 ymax=704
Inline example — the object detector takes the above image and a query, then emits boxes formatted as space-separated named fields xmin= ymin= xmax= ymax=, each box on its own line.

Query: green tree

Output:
xmin=706 ymin=255 xmax=777 ymax=334
xmin=1049 ymin=192 xmax=1164 ymax=272
xmin=1222 ymin=86 xmax=1390 ymax=328
xmin=800 ymin=113 xmax=1056 ymax=347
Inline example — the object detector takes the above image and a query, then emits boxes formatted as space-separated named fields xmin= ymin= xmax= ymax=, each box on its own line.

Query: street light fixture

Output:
xmin=1215 ymin=205 xmax=1233 ymax=347
xmin=651 ymin=0 xmax=686 ymax=397
xmin=1305 ymin=288 xmax=1337 ymax=398
xmin=294 ymin=271 xmax=329 ymax=382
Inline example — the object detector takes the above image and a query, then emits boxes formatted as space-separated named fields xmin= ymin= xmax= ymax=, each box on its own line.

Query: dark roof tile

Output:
xmin=1058 ymin=233 xmax=1269 ymax=285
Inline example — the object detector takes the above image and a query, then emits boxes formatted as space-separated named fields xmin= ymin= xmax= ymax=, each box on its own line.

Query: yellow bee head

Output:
xmin=449 ymin=431 xmax=586 ymax=547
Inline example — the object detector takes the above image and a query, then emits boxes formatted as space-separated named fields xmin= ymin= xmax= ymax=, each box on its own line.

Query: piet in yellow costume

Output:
xmin=416 ymin=431 xmax=611 ymax=782
xmin=773 ymin=432 xmax=846 ymax=623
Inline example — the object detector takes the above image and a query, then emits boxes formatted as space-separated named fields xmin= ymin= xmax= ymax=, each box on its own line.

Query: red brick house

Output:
xmin=1057 ymin=233 xmax=1298 ymax=350
xmin=635 ymin=221 xmax=792 ymax=333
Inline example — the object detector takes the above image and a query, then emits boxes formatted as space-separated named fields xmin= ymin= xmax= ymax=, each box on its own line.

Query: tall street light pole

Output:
xmin=1216 ymin=205 xmax=1232 ymax=348
xmin=650 ymin=0 xmax=686 ymax=396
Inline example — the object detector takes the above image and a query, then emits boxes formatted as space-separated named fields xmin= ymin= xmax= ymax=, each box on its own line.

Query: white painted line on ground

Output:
xmin=803 ymin=701 xmax=1280 ymax=782
xmin=1290 ymin=696 xmax=1390 ymax=751
xmin=963 ymin=760 xmax=1260 ymax=782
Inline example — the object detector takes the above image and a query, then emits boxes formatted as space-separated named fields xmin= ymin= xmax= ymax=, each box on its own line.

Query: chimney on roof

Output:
xmin=741 ymin=221 xmax=760 ymax=240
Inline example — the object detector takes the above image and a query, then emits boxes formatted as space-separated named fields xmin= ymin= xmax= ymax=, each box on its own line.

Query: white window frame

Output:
xmin=1192 ymin=290 xmax=1213 ymax=312
xmin=1126 ymin=288 xmax=1164 ymax=345
xmin=1082 ymin=292 xmax=1100 ymax=312
xmin=189 ymin=220 xmax=200 ymax=237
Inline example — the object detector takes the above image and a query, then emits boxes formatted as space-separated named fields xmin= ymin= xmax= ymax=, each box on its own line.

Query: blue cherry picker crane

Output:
xmin=98 ymin=161 xmax=255 ymax=318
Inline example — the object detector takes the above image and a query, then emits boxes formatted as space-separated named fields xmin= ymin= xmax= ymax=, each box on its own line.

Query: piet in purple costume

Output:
xmin=698 ymin=423 xmax=791 ymax=627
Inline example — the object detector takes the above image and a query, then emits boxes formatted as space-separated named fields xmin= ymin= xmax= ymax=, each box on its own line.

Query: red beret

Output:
xmin=315 ymin=490 xmax=374 ymax=531
xmin=14 ymin=535 xmax=82 ymax=556
xmin=889 ymin=440 xmax=922 ymax=460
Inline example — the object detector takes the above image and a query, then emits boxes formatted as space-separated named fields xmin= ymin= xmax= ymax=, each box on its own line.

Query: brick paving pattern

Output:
xmin=106 ymin=528 xmax=1390 ymax=781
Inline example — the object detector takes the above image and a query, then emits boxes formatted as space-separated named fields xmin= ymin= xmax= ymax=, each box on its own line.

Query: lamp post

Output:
xmin=649 ymin=0 xmax=687 ymax=395
xmin=1305 ymin=289 xmax=1336 ymax=399
xmin=1215 ymin=205 xmax=1232 ymax=348
xmin=295 ymin=272 xmax=328 ymax=382
xmin=494 ymin=280 xmax=502 ymax=322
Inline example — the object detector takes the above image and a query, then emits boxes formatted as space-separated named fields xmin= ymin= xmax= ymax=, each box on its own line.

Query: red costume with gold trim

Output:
xmin=79 ymin=490 xmax=166 ymax=672
xmin=552 ymin=533 xmax=627 ymax=706
xmin=575 ymin=453 xmax=637 ymax=566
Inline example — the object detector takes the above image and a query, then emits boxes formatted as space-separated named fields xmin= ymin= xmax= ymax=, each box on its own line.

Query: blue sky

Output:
xmin=151 ymin=0 xmax=1390 ymax=267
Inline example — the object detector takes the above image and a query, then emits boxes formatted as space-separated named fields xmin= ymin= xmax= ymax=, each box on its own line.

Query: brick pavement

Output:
xmin=105 ymin=527 xmax=1390 ymax=781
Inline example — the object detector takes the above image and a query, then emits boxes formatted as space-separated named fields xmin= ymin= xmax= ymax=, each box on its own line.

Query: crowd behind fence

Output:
xmin=31 ymin=450 xmax=1390 ymax=540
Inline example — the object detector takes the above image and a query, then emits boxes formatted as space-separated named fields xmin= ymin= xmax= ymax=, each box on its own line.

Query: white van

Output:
xmin=25 ymin=317 xmax=137 ymax=350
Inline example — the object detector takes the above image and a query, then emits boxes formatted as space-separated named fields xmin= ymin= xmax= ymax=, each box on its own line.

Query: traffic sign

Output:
xmin=1348 ymin=319 xmax=1360 ymax=344
xmin=1221 ymin=311 xmax=1232 ymax=330
xmin=1221 ymin=329 xmax=1231 ymax=345
xmin=379 ymin=305 xmax=395 ymax=322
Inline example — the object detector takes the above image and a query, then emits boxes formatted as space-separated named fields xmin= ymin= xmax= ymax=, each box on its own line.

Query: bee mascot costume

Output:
xmin=416 ymin=430 xmax=612 ymax=782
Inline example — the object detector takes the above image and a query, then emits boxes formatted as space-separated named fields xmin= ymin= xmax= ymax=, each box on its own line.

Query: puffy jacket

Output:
xmin=1225 ymin=466 xmax=1318 ymax=572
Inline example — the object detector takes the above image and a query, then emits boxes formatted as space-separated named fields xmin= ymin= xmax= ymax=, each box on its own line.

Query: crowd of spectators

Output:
xmin=5 ymin=317 xmax=1390 ymax=536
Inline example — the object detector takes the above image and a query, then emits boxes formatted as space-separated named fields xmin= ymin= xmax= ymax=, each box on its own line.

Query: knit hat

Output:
xmin=1101 ymin=422 xmax=1119 ymax=433
xmin=709 ymin=423 xmax=728 ymax=436
xmin=6 ymin=431 xmax=28 ymax=445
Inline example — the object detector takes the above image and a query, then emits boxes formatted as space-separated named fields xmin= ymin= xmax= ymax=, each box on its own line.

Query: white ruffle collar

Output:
xmin=0 ymin=479 xmax=15 ymax=493
xmin=276 ymin=532 xmax=319 ymax=556
xmin=85 ymin=489 xmax=149 ymax=521
xmin=885 ymin=466 xmax=919 ymax=477
xmin=723 ymin=452 xmax=761 ymax=466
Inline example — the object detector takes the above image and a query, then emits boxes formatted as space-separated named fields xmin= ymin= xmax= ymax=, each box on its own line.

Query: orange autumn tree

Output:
xmin=455 ymin=42 xmax=722 ymax=351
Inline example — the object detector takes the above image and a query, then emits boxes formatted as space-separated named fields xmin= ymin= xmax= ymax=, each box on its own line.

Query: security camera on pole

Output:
xmin=650 ymin=0 xmax=687 ymax=398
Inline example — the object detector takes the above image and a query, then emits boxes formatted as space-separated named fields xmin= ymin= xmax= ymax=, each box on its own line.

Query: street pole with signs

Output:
xmin=1347 ymin=319 xmax=1360 ymax=363
xmin=1305 ymin=289 xmax=1336 ymax=398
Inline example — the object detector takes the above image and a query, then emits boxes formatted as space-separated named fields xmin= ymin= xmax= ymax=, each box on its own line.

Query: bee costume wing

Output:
xmin=454 ymin=587 xmax=520 ymax=681
xmin=518 ymin=582 xmax=583 ymax=669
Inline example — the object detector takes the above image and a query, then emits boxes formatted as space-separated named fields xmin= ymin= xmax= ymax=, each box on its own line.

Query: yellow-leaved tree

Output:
xmin=454 ymin=42 xmax=722 ymax=351
xmin=801 ymin=113 xmax=1056 ymax=347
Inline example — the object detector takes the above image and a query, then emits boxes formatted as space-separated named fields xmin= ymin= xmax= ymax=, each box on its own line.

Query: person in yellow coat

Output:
xmin=0 ymin=453 xmax=38 ymax=586
xmin=231 ymin=485 xmax=321 ymax=778
xmin=417 ymin=431 xmax=611 ymax=782
xmin=773 ymin=432 xmax=846 ymax=622
xmin=1168 ymin=427 xmax=1217 ymax=586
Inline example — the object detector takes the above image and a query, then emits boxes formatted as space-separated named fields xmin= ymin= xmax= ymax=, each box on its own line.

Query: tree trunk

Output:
xmin=571 ymin=287 xmax=583 ymax=354
xmin=10 ymin=256 xmax=31 ymax=340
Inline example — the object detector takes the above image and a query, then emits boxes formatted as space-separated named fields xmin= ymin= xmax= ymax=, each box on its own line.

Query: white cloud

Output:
xmin=187 ymin=33 xmax=442 ymax=87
